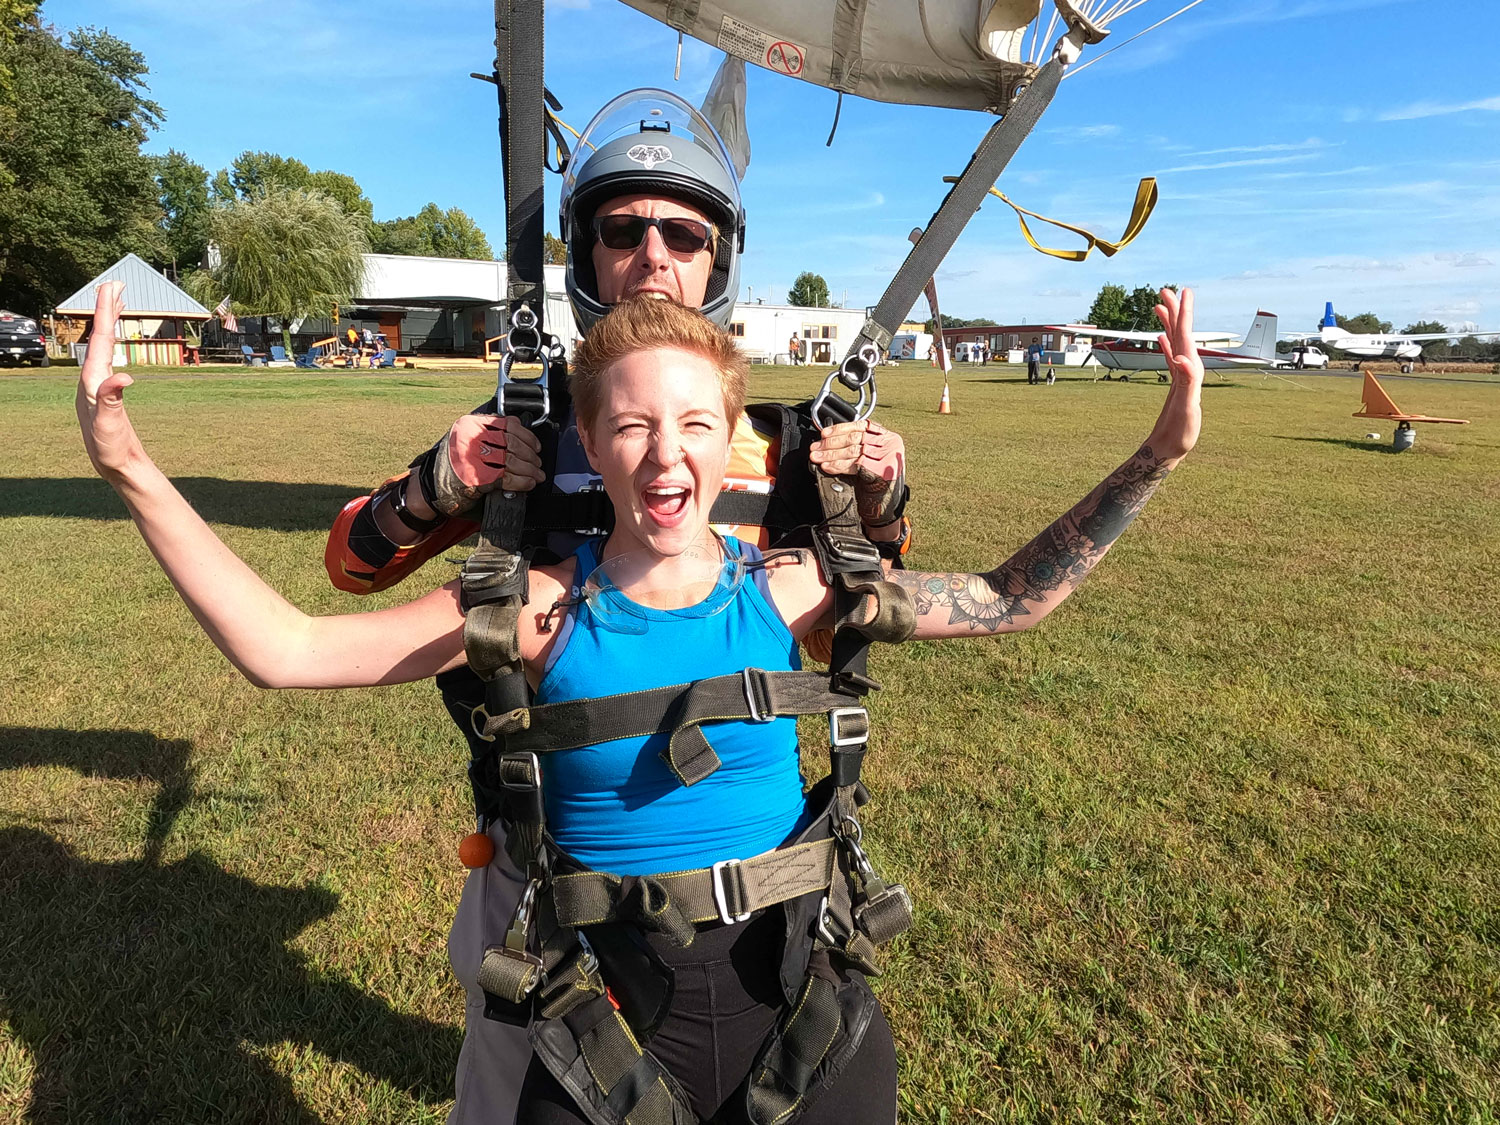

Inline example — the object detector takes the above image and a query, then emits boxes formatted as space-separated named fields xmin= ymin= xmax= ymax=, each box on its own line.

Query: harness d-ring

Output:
xmin=811 ymin=342 xmax=882 ymax=428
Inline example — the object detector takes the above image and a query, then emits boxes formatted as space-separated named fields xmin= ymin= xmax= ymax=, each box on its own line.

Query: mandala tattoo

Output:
xmin=895 ymin=445 xmax=1170 ymax=633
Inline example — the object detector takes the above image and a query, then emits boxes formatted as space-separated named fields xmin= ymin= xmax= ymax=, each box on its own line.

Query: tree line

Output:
xmin=0 ymin=2 xmax=498 ymax=317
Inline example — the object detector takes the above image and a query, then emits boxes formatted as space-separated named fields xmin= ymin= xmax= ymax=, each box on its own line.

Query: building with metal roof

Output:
xmin=55 ymin=253 xmax=211 ymax=318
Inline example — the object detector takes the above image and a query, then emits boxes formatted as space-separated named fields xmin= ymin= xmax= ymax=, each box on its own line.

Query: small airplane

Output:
xmin=1054 ymin=311 xmax=1278 ymax=380
xmin=1352 ymin=370 xmax=1469 ymax=451
xmin=1286 ymin=302 xmax=1500 ymax=373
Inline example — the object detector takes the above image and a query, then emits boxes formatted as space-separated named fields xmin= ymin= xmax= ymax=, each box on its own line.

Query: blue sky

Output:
xmin=49 ymin=0 xmax=1500 ymax=335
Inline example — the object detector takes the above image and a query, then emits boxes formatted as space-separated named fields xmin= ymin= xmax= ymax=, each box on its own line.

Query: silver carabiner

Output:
xmin=811 ymin=342 xmax=880 ymax=428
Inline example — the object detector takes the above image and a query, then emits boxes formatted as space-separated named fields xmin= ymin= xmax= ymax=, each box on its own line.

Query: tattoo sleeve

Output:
xmin=893 ymin=444 xmax=1171 ymax=635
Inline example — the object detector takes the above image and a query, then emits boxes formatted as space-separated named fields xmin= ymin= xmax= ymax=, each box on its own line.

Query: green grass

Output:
xmin=2 ymin=364 xmax=1498 ymax=1123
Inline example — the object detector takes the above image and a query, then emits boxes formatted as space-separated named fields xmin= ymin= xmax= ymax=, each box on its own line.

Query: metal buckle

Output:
xmin=829 ymin=707 xmax=868 ymax=748
xmin=501 ymin=751 xmax=541 ymax=791
xmin=815 ymin=894 xmax=842 ymax=947
xmin=711 ymin=859 xmax=752 ymax=925
xmin=573 ymin=482 xmax=609 ymax=538
xmin=575 ymin=930 xmax=598 ymax=976
xmin=742 ymin=668 xmax=773 ymax=722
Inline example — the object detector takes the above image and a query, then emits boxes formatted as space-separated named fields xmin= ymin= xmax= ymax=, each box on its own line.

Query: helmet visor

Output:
xmin=561 ymin=88 xmax=742 ymax=230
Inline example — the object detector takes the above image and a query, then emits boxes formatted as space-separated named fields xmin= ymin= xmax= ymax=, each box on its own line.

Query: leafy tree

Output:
xmin=191 ymin=186 xmax=367 ymax=355
xmin=371 ymin=204 xmax=493 ymax=260
xmin=787 ymin=271 xmax=830 ymax=308
xmin=227 ymin=151 xmax=311 ymax=198
xmin=370 ymin=215 xmax=423 ymax=256
xmin=1084 ymin=283 xmax=1174 ymax=331
xmin=307 ymin=170 xmax=373 ymax=227
xmin=921 ymin=315 xmax=995 ymax=333
xmin=153 ymin=149 xmax=212 ymax=270
xmin=1334 ymin=311 xmax=1391 ymax=335
xmin=415 ymin=203 xmax=492 ymax=259
xmin=1085 ymin=284 xmax=1128 ymax=329
xmin=0 ymin=21 xmax=165 ymax=312
xmin=544 ymin=232 xmax=566 ymax=265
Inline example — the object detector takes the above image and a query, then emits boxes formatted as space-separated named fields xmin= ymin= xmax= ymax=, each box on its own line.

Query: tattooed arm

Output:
xmin=890 ymin=287 xmax=1204 ymax=641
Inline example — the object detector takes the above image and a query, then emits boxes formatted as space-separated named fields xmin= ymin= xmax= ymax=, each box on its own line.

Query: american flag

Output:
xmin=213 ymin=296 xmax=238 ymax=334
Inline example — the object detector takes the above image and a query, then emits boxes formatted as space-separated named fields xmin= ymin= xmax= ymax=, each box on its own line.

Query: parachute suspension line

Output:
xmin=825 ymin=91 xmax=844 ymax=147
xmin=1064 ymin=0 xmax=1210 ymax=78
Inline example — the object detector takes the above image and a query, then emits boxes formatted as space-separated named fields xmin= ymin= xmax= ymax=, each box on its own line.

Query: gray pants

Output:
xmin=447 ymin=823 xmax=531 ymax=1124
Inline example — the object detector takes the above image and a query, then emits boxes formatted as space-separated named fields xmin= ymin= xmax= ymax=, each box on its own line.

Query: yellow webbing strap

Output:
xmin=943 ymin=175 xmax=1158 ymax=262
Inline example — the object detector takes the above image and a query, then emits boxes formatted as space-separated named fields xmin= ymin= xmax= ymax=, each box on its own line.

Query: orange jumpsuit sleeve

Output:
xmin=323 ymin=470 xmax=479 ymax=594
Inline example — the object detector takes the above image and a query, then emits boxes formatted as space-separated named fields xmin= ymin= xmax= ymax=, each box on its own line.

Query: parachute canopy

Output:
xmin=618 ymin=0 xmax=1048 ymax=114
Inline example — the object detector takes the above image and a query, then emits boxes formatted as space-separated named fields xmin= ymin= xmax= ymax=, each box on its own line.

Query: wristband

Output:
xmin=386 ymin=478 xmax=443 ymax=535
xmin=873 ymin=516 xmax=912 ymax=561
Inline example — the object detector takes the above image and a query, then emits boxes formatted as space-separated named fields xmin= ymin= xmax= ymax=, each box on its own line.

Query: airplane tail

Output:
xmin=1233 ymin=311 xmax=1278 ymax=361
xmin=1320 ymin=300 xmax=1349 ymax=342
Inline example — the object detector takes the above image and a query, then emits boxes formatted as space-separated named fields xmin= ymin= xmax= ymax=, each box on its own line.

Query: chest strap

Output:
xmin=497 ymin=669 xmax=870 ymax=787
xmin=551 ymin=837 xmax=838 ymax=946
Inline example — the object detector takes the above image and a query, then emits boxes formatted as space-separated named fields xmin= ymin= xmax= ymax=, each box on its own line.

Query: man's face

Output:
xmin=591 ymin=194 xmax=716 ymax=309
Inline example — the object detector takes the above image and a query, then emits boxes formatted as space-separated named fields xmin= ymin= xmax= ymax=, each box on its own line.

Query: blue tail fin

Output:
xmin=1322 ymin=301 xmax=1337 ymax=328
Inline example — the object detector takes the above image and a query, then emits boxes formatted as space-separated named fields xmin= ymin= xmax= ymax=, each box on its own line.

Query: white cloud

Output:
xmin=1161 ymin=154 xmax=1319 ymax=174
xmin=1314 ymin=259 xmax=1407 ymax=272
xmin=1223 ymin=269 xmax=1295 ymax=280
xmin=1184 ymin=138 xmax=1330 ymax=157
xmin=1378 ymin=95 xmax=1500 ymax=122
xmin=1435 ymin=251 xmax=1494 ymax=269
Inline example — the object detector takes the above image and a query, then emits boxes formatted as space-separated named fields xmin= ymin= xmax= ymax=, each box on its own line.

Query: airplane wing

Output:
xmin=1394 ymin=329 xmax=1500 ymax=341
xmin=1052 ymin=325 xmax=1239 ymax=342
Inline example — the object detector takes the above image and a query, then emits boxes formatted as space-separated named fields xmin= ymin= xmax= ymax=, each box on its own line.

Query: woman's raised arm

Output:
xmin=76 ymin=282 xmax=468 ymax=688
xmin=893 ymin=287 xmax=1204 ymax=641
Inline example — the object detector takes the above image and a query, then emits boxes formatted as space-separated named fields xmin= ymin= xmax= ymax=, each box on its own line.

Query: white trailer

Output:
xmin=889 ymin=332 xmax=934 ymax=361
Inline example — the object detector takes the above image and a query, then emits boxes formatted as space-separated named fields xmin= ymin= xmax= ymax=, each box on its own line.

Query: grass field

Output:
xmin=2 ymin=363 xmax=1498 ymax=1123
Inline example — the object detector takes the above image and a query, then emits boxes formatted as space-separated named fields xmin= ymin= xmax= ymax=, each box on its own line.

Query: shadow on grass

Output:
xmin=0 ymin=727 xmax=195 ymax=865
xmin=0 ymin=728 xmax=461 ymax=1121
xmin=0 ymin=477 xmax=367 ymax=531
xmin=1272 ymin=435 xmax=1403 ymax=454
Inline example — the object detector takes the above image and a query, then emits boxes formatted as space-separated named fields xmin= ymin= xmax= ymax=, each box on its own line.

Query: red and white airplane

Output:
xmin=1050 ymin=311 xmax=1278 ymax=379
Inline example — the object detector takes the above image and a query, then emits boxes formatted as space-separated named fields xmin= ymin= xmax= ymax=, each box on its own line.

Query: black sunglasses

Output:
xmin=592 ymin=214 xmax=716 ymax=255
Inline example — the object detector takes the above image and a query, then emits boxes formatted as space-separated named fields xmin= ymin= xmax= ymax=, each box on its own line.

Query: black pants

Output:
xmin=516 ymin=911 xmax=898 ymax=1123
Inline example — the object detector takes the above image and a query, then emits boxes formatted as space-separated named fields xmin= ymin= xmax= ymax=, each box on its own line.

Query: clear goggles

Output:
xmin=576 ymin=538 xmax=745 ymax=636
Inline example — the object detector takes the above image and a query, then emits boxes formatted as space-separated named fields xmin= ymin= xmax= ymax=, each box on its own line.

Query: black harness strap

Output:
xmin=499 ymin=669 xmax=868 ymax=786
xmin=551 ymin=838 xmax=838 ymax=933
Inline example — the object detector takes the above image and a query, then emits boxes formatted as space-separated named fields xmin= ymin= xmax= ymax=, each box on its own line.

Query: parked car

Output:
xmin=1283 ymin=344 xmax=1328 ymax=370
xmin=0 ymin=310 xmax=49 ymax=366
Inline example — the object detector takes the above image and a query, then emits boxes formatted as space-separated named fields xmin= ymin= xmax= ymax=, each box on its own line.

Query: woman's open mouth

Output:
xmin=642 ymin=484 xmax=691 ymax=525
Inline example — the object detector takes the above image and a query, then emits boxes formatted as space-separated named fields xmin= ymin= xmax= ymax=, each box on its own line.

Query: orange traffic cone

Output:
xmin=937 ymin=381 xmax=952 ymax=414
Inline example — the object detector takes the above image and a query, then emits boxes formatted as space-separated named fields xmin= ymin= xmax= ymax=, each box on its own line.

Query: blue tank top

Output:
xmin=534 ymin=537 xmax=807 ymax=875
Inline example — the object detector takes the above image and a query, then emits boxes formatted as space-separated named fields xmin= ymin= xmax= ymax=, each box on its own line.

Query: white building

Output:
xmin=311 ymin=254 xmax=865 ymax=364
xmin=724 ymin=302 xmax=869 ymax=365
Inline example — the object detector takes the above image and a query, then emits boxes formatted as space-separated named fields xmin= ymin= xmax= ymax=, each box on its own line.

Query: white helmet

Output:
xmin=560 ymin=89 xmax=745 ymax=332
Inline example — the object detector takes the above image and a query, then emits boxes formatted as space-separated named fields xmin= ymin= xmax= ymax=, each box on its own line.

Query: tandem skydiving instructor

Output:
xmin=320 ymin=90 xmax=913 ymax=1123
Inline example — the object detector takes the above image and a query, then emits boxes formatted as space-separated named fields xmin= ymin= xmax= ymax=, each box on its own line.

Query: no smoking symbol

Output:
xmin=766 ymin=40 xmax=804 ymax=76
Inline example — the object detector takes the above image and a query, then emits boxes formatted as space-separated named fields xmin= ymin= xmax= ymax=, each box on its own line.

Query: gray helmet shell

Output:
xmin=560 ymin=89 xmax=744 ymax=333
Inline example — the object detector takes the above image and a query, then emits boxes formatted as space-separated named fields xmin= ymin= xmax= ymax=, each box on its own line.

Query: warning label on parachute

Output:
xmin=717 ymin=15 xmax=805 ymax=77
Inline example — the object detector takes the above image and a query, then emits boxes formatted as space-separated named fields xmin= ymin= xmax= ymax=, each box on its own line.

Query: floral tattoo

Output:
xmin=894 ymin=445 xmax=1170 ymax=632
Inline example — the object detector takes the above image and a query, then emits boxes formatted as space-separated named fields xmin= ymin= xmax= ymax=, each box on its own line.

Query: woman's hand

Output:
xmin=75 ymin=281 xmax=145 ymax=483
xmin=808 ymin=419 xmax=907 ymax=525
xmin=1149 ymin=287 xmax=1205 ymax=465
